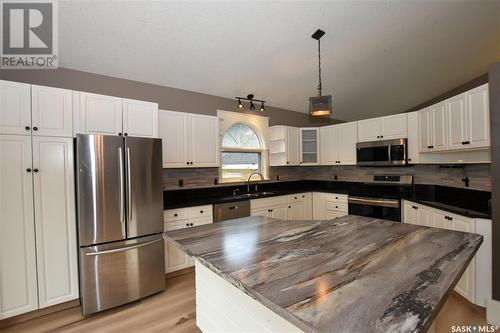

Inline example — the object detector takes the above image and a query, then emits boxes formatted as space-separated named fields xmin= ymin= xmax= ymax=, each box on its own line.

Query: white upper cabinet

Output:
xmin=0 ymin=135 xmax=38 ymax=319
xmin=320 ymin=121 xmax=357 ymax=165
xmin=421 ymin=83 xmax=489 ymax=153
xmin=406 ymin=111 xmax=420 ymax=164
xmin=380 ymin=114 xmax=407 ymax=140
xmin=159 ymin=110 xmax=189 ymax=167
xmin=269 ymin=126 xmax=299 ymax=166
xmin=0 ymin=80 xmax=32 ymax=136
xmin=31 ymin=85 xmax=73 ymax=137
xmin=158 ymin=110 xmax=219 ymax=168
xmin=466 ymin=84 xmax=489 ymax=149
xmin=357 ymin=114 xmax=407 ymax=142
xmin=446 ymin=93 xmax=467 ymax=150
xmin=299 ymin=128 xmax=319 ymax=165
xmin=189 ymin=114 xmax=219 ymax=167
xmin=357 ymin=118 xmax=381 ymax=142
xmin=78 ymin=92 xmax=123 ymax=136
xmin=419 ymin=102 xmax=446 ymax=152
xmin=122 ymin=98 xmax=159 ymax=138
xmin=32 ymin=137 xmax=79 ymax=308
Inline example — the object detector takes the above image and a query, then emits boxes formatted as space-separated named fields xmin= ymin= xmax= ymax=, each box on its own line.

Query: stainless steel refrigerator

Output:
xmin=76 ymin=134 xmax=165 ymax=315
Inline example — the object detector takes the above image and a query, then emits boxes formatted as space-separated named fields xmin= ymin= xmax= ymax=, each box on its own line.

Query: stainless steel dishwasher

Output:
xmin=213 ymin=200 xmax=251 ymax=222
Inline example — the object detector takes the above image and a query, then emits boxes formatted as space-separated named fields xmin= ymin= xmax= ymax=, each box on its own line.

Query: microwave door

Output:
xmin=76 ymin=134 xmax=127 ymax=246
xmin=124 ymin=137 xmax=163 ymax=239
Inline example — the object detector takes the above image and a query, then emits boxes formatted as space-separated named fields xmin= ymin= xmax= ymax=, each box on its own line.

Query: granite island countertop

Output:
xmin=165 ymin=215 xmax=483 ymax=333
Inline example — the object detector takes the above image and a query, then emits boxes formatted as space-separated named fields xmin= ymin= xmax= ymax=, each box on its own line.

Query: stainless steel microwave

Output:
xmin=356 ymin=138 xmax=407 ymax=166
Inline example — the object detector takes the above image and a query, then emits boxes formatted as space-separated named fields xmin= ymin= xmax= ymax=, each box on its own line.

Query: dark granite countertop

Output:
xmin=165 ymin=215 xmax=483 ymax=333
xmin=164 ymin=180 xmax=491 ymax=219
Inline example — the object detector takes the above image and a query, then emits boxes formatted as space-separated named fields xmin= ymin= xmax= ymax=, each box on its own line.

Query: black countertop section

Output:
xmin=164 ymin=180 xmax=491 ymax=219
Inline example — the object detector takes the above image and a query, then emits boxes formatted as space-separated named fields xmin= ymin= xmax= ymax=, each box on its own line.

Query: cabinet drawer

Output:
xmin=164 ymin=219 xmax=190 ymax=231
xmin=187 ymin=205 xmax=213 ymax=219
xmin=326 ymin=202 xmax=348 ymax=212
xmin=164 ymin=209 xmax=188 ymax=222
xmin=326 ymin=210 xmax=347 ymax=219
xmin=287 ymin=193 xmax=308 ymax=203
xmin=325 ymin=193 xmax=348 ymax=204
xmin=190 ymin=217 xmax=212 ymax=227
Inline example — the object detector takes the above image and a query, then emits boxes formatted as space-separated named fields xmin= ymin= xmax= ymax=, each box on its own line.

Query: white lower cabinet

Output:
xmin=164 ymin=205 xmax=213 ymax=273
xmin=402 ymin=200 xmax=490 ymax=306
xmin=0 ymin=135 xmax=78 ymax=319
xmin=312 ymin=192 xmax=326 ymax=220
xmin=250 ymin=193 xmax=313 ymax=221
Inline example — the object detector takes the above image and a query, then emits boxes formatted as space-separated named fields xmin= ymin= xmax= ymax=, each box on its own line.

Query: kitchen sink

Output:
xmin=236 ymin=191 xmax=276 ymax=198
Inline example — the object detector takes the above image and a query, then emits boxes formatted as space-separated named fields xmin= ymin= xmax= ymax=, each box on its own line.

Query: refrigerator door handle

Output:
xmin=85 ymin=238 xmax=163 ymax=256
xmin=118 ymin=147 xmax=125 ymax=228
xmin=126 ymin=146 xmax=132 ymax=222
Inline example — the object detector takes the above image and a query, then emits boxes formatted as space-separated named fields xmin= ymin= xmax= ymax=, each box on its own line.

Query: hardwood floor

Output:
xmin=0 ymin=271 xmax=493 ymax=333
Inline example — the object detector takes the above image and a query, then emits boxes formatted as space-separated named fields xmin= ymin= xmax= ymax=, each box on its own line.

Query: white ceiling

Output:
xmin=59 ymin=1 xmax=500 ymax=121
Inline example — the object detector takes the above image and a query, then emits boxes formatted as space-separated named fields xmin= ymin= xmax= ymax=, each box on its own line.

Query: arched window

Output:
xmin=221 ymin=123 xmax=264 ymax=181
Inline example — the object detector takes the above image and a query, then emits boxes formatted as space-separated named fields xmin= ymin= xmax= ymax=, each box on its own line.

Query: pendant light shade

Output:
xmin=309 ymin=29 xmax=332 ymax=117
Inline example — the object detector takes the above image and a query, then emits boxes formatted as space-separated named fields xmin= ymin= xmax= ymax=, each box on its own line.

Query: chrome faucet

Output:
xmin=247 ymin=170 xmax=264 ymax=193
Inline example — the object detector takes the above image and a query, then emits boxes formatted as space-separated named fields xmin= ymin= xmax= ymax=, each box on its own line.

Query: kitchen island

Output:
xmin=164 ymin=215 xmax=482 ymax=333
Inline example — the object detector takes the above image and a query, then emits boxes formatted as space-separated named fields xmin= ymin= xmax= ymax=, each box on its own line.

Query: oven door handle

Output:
xmin=348 ymin=196 xmax=400 ymax=208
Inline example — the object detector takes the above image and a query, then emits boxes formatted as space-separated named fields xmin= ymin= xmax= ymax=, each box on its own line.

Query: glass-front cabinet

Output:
xmin=299 ymin=128 xmax=320 ymax=165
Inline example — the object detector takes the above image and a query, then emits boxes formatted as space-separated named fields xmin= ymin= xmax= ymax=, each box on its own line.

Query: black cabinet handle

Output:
xmin=286 ymin=161 xmax=289 ymax=164
xmin=463 ymin=141 xmax=470 ymax=145
xmin=26 ymin=168 xmax=32 ymax=172
xmin=294 ymin=197 xmax=298 ymax=200
xmin=118 ymin=132 xmax=123 ymax=136
xmin=288 ymin=206 xmax=291 ymax=209
xmin=190 ymin=223 xmax=193 ymax=226
xmin=412 ymin=206 xmax=418 ymax=209
xmin=33 ymin=168 xmax=39 ymax=173
xmin=124 ymin=133 xmax=128 ymax=136
xmin=33 ymin=127 xmax=38 ymax=131
xmin=174 ymin=213 xmax=178 ymax=217
xmin=377 ymin=136 xmax=380 ymax=138
xmin=302 ymin=195 xmax=305 ymax=198
xmin=25 ymin=126 xmax=30 ymax=130
xmin=200 ymin=210 xmax=204 ymax=214
xmin=380 ymin=135 xmax=383 ymax=138
xmin=335 ymin=206 xmax=338 ymax=209
xmin=185 ymin=223 xmax=189 ymax=227
xmin=186 ymin=162 xmax=189 ymax=165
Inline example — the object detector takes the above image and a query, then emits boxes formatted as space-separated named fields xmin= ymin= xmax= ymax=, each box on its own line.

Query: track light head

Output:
xmin=260 ymin=102 xmax=265 ymax=111
xmin=238 ymin=98 xmax=243 ymax=109
xmin=249 ymin=101 xmax=256 ymax=110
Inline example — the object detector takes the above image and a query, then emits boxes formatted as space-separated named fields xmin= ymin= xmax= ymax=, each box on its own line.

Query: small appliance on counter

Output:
xmin=76 ymin=134 xmax=165 ymax=315
xmin=348 ymin=174 xmax=413 ymax=222
xmin=356 ymin=138 xmax=407 ymax=166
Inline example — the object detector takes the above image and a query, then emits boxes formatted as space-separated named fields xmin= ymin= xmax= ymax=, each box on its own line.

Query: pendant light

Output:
xmin=309 ymin=29 xmax=332 ymax=117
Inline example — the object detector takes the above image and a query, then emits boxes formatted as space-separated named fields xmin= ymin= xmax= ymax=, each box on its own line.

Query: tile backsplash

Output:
xmin=163 ymin=164 xmax=491 ymax=192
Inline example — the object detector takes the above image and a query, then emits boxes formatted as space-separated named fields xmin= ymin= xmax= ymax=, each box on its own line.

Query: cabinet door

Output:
xmin=403 ymin=201 xmax=414 ymax=224
xmin=451 ymin=215 xmax=476 ymax=302
xmin=431 ymin=102 xmax=447 ymax=151
xmin=31 ymin=85 xmax=73 ymax=137
xmin=271 ymin=205 xmax=288 ymax=220
xmin=32 ymin=137 xmax=79 ymax=308
xmin=406 ymin=111 xmax=419 ymax=163
xmin=122 ymin=99 xmax=158 ymax=138
xmin=78 ymin=92 xmax=123 ymax=136
xmin=432 ymin=210 xmax=452 ymax=230
xmin=189 ymin=114 xmax=219 ymax=167
xmin=286 ymin=127 xmax=300 ymax=166
xmin=319 ymin=125 xmax=338 ymax=165
xmin=446 ymin=93 xmax=467 ymax=150
xmin=357 ymin=118 xmax=381 ymax=142
xmin=418 ymin=205 xmax=432 ymax=227
xmin=0 ymin=80 xmax=31 ymax=135
xmin=466 ymin=84 xmax=490 ymax=149
xmin=288 ymin=202 xmax=304 ymax=220
xmin=312 ymin=192 xmax=326 ymax=220
xmin=380 ymin=114 xmax=407 ymax=140
xmin=158 ymin=110 xmax=189 ymax=168
xmin=337 ymin=122 xmax=357 ymax=165
xmin=301 ymin=193 xmax=313 ymax=220
xmin=0 ymin=135 xmax=38 ymax=319
xmin=300 ymin=128 xmax=319 ymax=165
xmin=164 ymin=220 xmax=191 ymax=273
xmin=326 ymin=210 xmax=345 ymax=220
xmin=418 ymin=108 xmax=432 ymax=152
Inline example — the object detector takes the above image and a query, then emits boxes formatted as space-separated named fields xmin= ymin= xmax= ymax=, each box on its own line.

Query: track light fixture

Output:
xmin=234 ymin=94 xmax=266 ymax=112
xmin=309 ymin=28 xmax=333 ymax=117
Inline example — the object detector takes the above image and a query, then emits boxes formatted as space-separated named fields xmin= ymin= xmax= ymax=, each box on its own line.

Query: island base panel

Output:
xmin=195 ymin=261 xmax=304 ymax=333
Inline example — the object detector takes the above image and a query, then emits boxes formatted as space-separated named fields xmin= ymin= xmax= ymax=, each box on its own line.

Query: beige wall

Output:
xmin=0 ymin=68 xmax=340 ymax=127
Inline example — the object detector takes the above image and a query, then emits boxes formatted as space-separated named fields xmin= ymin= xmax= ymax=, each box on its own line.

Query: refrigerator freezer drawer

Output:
xmin=80 ymin=234 xmax=165 ymax=315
